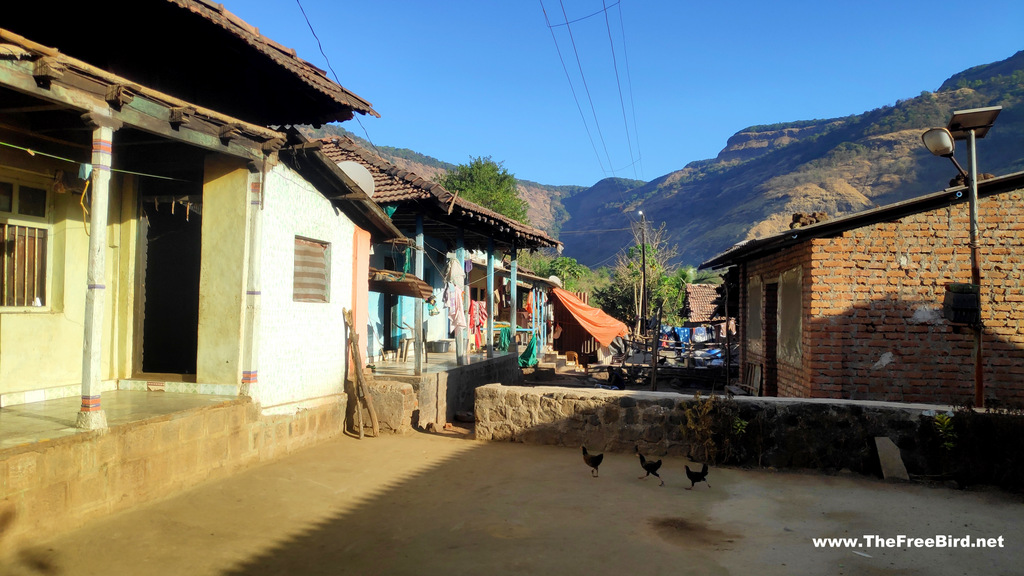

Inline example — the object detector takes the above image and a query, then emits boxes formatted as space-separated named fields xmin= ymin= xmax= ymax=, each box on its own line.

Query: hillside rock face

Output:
xmin=309 ymin=51 xmax=1024 ymax=268
xmin=558 ymin=51 xmax=1024 ymax=267
xmin=715 ymin=122 xmax=841 ymax=163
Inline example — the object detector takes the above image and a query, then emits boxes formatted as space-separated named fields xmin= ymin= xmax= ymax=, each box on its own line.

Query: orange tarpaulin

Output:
xmin=550 ymin=287 xmax=628 ymax=348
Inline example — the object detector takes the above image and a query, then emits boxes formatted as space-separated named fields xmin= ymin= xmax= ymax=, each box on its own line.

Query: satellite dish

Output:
xmin=337 ymin=161 xmax=375 ymax=197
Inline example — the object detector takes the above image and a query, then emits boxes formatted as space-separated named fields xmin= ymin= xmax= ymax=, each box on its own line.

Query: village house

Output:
xmin=317 ymin=136 xmax=562 ymax=429
xmin=0 ymin=0 xmax=407 ymax=541
xmin=701 ymin=172 xmax=1024 ymax=405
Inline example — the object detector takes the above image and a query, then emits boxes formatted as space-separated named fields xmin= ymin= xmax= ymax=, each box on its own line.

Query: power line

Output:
xmin=294 ymin=0 xmax=384 ymax=160
xmin=557 ymin=0 xmax=615 ymax=176
xmin=558 ymin=226 xmax=633 ymax=235
xmin=602 ymin=0 xmax=639 ymax=181
xmin=539 ymin=0 xmax=608 ymax=178
xmin=545 ymin=1 xmax=622 ymax=28
xmin=616 ymin=0 xmax=643 ymax=180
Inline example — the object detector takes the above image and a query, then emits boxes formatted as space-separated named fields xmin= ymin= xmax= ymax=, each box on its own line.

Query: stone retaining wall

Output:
xmin=474 ymin=385 xmax=950 ymax=475
xmin=0 ymin=395 xmax=346 ymax=551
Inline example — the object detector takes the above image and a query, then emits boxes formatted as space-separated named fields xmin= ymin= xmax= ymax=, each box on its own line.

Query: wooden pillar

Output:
xmin=455 ymin=230 xmax=466 ymax=366
xmin=510 ymin=243 xmax=518 ymax=356
xmin=240 ymin=169 xmax=263 ymax=398
xmin=414 ymin=215 xmax=424 ymax=375
xmin=77 ymin=116 xmax=121 ymax=430
xmin=486 ymin=239 xmax=495 ymax=359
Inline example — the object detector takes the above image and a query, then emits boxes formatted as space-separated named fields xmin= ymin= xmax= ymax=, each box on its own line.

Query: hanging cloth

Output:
xmin=498 ymin=327 xmax=513 ymax=352
xmin=518 ymin=334 xmax=538 ymax=367
xmin=445 ymin=257 xmax=465 ymax=286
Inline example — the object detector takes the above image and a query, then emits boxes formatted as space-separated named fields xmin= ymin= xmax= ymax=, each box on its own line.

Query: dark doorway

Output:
xmin=764 ymin=282 xmax=779 ymax=396
xmin=137 ymin=197 xmax=202 ymax=376
xmin=382 ymin=256 xmax=397 ymax=352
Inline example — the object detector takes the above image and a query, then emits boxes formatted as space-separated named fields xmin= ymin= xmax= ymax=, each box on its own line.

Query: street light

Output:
xmin=922 ymin=105 xmax=1001 ymax=408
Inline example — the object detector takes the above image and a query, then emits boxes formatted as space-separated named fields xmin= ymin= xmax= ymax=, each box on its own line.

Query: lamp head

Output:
xmin=922 ymin=127 xmax=956 ymax=158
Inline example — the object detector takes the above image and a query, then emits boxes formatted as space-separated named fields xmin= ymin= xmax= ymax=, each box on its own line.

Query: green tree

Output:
xmin=664 ymin=265 xmax=722 ymax=321
xmin=435 ymin=156 xmax=530 ymax=224
xmin=517 ymin=252 xmax=605 ymax=294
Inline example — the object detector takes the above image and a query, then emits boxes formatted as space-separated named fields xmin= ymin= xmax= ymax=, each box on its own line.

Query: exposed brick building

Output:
xmin=702 ymin=172 xmax=1024 ymax=405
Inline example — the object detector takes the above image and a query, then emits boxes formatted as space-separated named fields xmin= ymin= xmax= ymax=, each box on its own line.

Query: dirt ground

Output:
xmin=2 ymin=431 xmax=1021 ymax=576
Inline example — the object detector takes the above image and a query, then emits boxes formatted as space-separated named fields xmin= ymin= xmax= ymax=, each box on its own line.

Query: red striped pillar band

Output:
xmin=81 ymin=395 xmax=102 ymax=412
xmin=242 ymin=371 xmax=258 ymax=384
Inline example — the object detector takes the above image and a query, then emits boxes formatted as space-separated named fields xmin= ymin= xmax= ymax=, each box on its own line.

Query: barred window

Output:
xmin=293 ymin=237 xmax=330 ymax=302
xmin=1 ymin=178 xmax=49 ymax=307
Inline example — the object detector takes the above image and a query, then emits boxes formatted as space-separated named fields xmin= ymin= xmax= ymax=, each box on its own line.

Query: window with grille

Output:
xmin=293 ymin=237 xmax=330 ymax=302
xmin=1 ymin=179 xmax=49 ymax=307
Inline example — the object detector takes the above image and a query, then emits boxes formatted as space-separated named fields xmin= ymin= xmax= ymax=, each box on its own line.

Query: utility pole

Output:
xmin=639 ymin=211 xmax=648 ymax=339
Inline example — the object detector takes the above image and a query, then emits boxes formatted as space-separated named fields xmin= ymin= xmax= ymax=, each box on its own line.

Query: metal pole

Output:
xmin=967 ymin=129 xmax=984 ymax=408
xmin=639 ymin=213 xmax=648 ymax=339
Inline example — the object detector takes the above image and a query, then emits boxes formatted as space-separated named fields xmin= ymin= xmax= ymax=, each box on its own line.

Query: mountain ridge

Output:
xmin=309 ymin=49 xmax=1024 ymax=267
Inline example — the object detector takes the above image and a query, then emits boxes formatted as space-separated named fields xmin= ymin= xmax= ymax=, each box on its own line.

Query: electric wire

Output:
xmin=539 ymin=0 xmax=607 ymax=177
xmin=602 ymin=0 xmax=638 ymax=181
xmin=546 ymin=1 xmax=622 ymax=27
xmin=294 ymin=0 xmax=385 ymax=161
xmin=616 ymin=0 xmax=643 ymax=180
xmin=557 ymin=0 xmax=615 ymax=175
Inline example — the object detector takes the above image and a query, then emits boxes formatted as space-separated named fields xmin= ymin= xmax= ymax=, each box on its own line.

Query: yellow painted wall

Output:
xmin=196 ymin=155 xmax=250 ymax=385
xmin=0 ymin=143 xmax=133 ymax=395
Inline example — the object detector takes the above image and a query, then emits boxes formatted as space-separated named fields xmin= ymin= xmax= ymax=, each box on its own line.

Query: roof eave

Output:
xmin=279 ymin=142 xmax=408 ymax=243
xmin=700 ymin=171 xmax=1024 ymax=270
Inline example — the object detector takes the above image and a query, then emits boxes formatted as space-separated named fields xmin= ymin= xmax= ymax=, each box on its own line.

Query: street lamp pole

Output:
xmin=922 ymin=106 xmax=1001 ymax=408
xmin=966 ymin=128 xmax=984 ymax=409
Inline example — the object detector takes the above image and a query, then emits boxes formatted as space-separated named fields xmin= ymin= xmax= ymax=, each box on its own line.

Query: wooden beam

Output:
xmin=0 ymin=59 xmax=273 ymax=162
xmin=32 ymin=57 xmax=64 ymax=86
xmin=105 ymin=84 xmax=134 ymax=110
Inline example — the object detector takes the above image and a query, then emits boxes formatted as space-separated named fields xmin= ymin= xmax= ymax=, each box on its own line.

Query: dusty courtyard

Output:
xmin=2 ymin=431 xmax=1020 ymax=576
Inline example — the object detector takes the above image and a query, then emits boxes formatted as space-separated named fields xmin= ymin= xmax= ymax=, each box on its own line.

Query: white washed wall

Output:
xmin=255 ymin=164 xmax=353 ymax=411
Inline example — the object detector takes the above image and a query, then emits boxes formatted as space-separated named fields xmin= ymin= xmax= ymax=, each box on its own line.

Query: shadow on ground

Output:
xmin=3 ymin=432 xmax=1022 ymax=576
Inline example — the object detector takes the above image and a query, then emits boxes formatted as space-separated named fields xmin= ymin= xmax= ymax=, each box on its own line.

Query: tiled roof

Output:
xmin=685 ymin=284 xmax=722 ymax=323
xmin=0 ymin=1 xmax=377 ymax=126
xmin=169 ymin=0 xmax=379 ymax=120
xmin=701 ymin=171 xmax=1024 ymax=270
xmin=318 ymin=137 xmax=560 ymax=250
xmin=318 ymin=136 xmax=450 ymax=203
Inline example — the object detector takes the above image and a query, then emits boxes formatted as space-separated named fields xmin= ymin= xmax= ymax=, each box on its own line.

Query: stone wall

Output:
xmin=417 ymin=354 xmax=521 ymax=428
xmin=475 ymin=385 xmax=945 ymax=473
xmin=0 ymin=395 xmax=346 ymax=551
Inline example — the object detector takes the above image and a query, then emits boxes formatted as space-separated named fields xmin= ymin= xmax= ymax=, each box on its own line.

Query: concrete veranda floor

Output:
xmin=0 ymin=391 xmax=236 ymax=450
xmin=1 ymin=432 xmax=1021 ymax=576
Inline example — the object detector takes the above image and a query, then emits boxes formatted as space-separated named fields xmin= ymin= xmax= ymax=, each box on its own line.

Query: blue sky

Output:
xmin=227 ymin=1 xmax=1024 ymax=187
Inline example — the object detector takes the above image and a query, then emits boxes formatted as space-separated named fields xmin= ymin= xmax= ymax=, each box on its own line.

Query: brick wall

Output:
xmin=743 ymin=190 xmax=1024 ymax=405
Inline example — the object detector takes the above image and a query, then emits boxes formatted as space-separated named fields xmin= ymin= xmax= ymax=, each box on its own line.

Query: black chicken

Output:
xmin=582 ymin=446 xmax=604 ymax=477
xmin=635 ymin=445 xmax=664 ymax=486
xmin=685 ymin=462 xmax=710 ymax=489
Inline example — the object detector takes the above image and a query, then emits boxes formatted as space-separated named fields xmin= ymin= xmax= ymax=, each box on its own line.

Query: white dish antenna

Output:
xmin=338 ymin=161 xmax=375 ymax=197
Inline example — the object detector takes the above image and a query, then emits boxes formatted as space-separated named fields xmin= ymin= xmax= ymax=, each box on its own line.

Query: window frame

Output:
xmin=293 ymin=236 xmax=331 ymax=303
xmin=0 ymin=169 xmax=53 ymax=310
